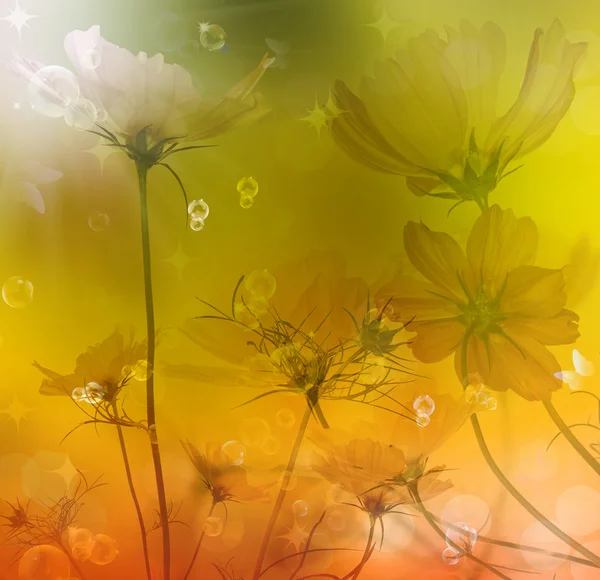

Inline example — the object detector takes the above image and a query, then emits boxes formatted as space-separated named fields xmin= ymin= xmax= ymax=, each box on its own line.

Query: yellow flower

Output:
xmin=379 ymin=205 xmax=579 ymax=400
xmin=33 ymin=329 xmax=147 ymax=403
xmin=331 ymin=21 xmax=586 ymax=210
xmin=181 ymin=440 xmax=269 ymax=504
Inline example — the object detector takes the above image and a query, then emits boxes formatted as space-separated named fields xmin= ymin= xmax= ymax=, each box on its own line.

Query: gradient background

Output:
xmin=0 ymin=0 xmax=600 ymax=578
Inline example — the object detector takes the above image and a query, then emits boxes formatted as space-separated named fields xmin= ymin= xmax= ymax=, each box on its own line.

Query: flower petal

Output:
xmin=409 ymin=320 xmax=465 ymax=363
xmin=502 ymin=266 xmax=567 ymax=317
xmin=502 ymin=309 xmax=579 ymax=346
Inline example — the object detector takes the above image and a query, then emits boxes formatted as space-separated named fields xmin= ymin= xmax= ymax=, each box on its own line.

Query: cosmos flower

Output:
xmin=181 ymin=440 xmax=268 ymax=504
xmin=378 ymin=205 xmax=579 ymax=400
xmin=331 ymin=20 xmax=586 ymax=210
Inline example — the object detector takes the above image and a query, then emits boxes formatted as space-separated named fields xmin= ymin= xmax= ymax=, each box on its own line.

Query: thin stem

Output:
xmin=137 ymin=162 xmax=171 ymax=580
xmin=342 ymin=516 xmax=375 ymax=580
xmin=184 ymin=499 xmax=217 ymax=579
xmin=252 ymin=405 xmax=312 ymax=580
xmin=60 ymin=541 xmax=88 ymax=580
xmin=460 ymin=340 xmax=600 ymax=566
xmin=112 ymin=402 xmax=152 ymax=580
xmin=543 ymin=398 xmax=600 ymax=477
xmin=409 ymin=485 xmax=512 ymax=580
xmin=289 ymin=511 xmax=326 ymax=580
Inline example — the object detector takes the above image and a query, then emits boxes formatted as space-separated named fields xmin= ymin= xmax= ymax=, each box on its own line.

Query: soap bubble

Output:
xmin=275 ymin=408 xmax=296 ymax=428
xmin=441 ymin=547 xmax=460 ymax=565
xmin=71 ymin=387 xmax=88 ymax=403
xmin=240 ymin=417 xmax=271 ymax=446
xmin=486 ymin=397 xmax=498 ymax=411
xmin=292 ymin=500 xmax=309 ymax=517
xmin=199 ymin=23 xmax=227 ymax=51
xmin=203 ymin=515 xmax=223 ymax=537
xmin=65 ymin=98 xmax=98 ymax=130
xmin=18 ymin=545 xmax=71 ymax=580
xmin=326 ymin=510 xmax=345 ymax=531
xmin=68 ymin=526 xmax=94 ymax=548
xmin=188 ymin=199 xmax=209 ymax=220
xmin=416 ymin=413 xmax=430 ymax=427
xmin=88 ymin=212 xmax=109 ymax=232
xmin=445 ymin=522 xmax=477 ymax=553
xmin=131 ymin=360 xmax=152 ymax=381
xmin=71 ymin=541 xmax=92 ymax=562
xmin=89 ymin=534 xmax=118 ymax=565
xmin=28 ymin=66 xmax=80 ymax=118
xmin=260 ymin=436 xmax=280 ymax=456
xmin=190 ymin=217 xmax=205 ymax=232
xmin=247 ymin=296 xmax=270 ymax=317
xmin=221 ymin=441 xmax=246 ymax=466
xmin=84 ymin=382 xmax=104 ymax=404
xmin=240 ymin=195 xmax=254 ymax=209
xmin=413 ymin=395 xmax=435 ymax=417
xmin=237 ymin=177 xmax=259 ymax=198
xmin=2 ymin=277 xmax=33 ymax=308
xmin=245 ymin=269 xmax=276 ymax=299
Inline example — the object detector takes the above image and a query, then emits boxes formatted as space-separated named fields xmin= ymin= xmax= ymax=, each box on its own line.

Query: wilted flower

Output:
xmin=378 ymin=205 xmax=579 ymax=400
xmin=331 ymin=20 xmax=586 ymax=211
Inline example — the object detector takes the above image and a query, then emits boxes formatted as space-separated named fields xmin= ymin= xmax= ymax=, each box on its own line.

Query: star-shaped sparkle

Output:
xmin=0 ymin=396 xmax=32 ymax=433
xmin=278 ymin=521 xmax=309 ymax=551
xmin=165 ymin=241 xmax=193 ymax=278
xmin=366 ymin=6 xmax=400 ymax=42
xmin=300 ymin=100 xmax=331 ymax=137
xmin=52 ymin=456 xmax=80 ymax=489
xmin=2 ymin=1 xmax=38 ymax=39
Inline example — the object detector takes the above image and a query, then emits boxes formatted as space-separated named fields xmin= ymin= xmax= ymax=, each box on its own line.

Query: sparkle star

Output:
xmin=165 ymin=241 xmax=193 ymax=278
xmin=300 ymin=99 xmax=331 ymax=137
xmin=325 ymin=90 xmax=344 ymax=118
xmin=52 ymin=456 xmax=80 ymax=489
xmin=2 ymin=1 xmax=38 ymax=39
xmin=278 ymin=521 xmax=309 ymax=551
xmin=366 ymin=6 xmax=400 ymax=42
xmin=0 ymin=396 xmax=32 ymax=433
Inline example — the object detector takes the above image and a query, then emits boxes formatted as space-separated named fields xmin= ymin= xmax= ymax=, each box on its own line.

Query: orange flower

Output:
xmin=379 ymin=205 xmax=579 ymax=400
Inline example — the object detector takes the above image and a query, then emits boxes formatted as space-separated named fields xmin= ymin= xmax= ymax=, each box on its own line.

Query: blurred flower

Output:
xmin=378 ymin=205 xmax=579 ymax=400
xmin=181 ymin=440 xmax=268 ymax=504
xmin=331 ymin=20 xmax=586 ymax=210
xmin=4 ymin=159 xmax=62 ymax=214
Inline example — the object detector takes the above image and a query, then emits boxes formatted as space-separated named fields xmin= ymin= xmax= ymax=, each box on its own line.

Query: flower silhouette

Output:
xmin=378 ymin=205 xmax=579 ymax=399
xmin=331 ymin=20 xmax=586 ymax=210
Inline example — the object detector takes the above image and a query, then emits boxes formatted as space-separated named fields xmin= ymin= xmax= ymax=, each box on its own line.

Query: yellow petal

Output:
xmin=502 ymin=310 xmax=579 ymax=346
xmin=409 ymin=319 xmax=465 ymax=363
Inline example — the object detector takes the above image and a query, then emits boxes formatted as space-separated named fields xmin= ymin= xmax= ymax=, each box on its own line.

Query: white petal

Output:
xmin=15 ymin=181 xmax=45 ymax=213
xmin=554 ymin=370 xmax=582 ymax=390
xmin=573 ymin=349 xmax=595 ymax=377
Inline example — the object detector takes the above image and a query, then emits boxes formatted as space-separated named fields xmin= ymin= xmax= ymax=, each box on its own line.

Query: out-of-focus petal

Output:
xmin=502 ymin=309 xmax=579 ymax=346
xmin=14 ymin=181 xmax=45 ymax=213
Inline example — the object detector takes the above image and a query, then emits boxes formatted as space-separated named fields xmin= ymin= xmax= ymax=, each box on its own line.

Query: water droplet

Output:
xmin=68 ymin=527 xmax=94 ymax=548
xmin=237 ymin=177 xmax=259 ymax=197
xmin=240 ymin=195 xmax=254 ymax=209
xmin=260 ymin=436 xmax=280 ymax=456
xmin=188 ymin=199 xmax=209 ymax=220
xmin=71 ymin=387 xmax=87 ymax=402
xmin=326 ymin=510 xmax=345 ymax=531
xmin=65 ymin=98 xmax=98 ymax=131
xmin=131 ymin=360 xmax=152 ymax=381
xmin=441 ymin=547 xmax=460 ymax=565
xmin=2 ymin=277 xmax=33 ymax=309
xmin=148 ymin=424 xmax=158 ymax=444
xmin=82 ymin=47 xmax=102 ymax=70
xmin=275 ymin=408 xmax=296 ymax=428
xmin=278 ymin=470 xmax=298 ymax=491
xmin=292 ymin=500 xmax=309 ymax=517
xmin=416 ymin=413 xmax=430 ymax=428
xmin=88 ymin=212 xmax=109 ymax=232
xmin=245 ymin=269 xmax=276 ymax=299
xmin=198 ymin=22 xmax=227 ymax=51
xmin=413 ymin=395 xmax=435 ymax=417
xmin=190 ymin=217 xmax=205 ymax=232
xmin=71 ymin=541 xmax=92 ymax=562
xmin=18 ymin=545 xmax=71 ymax=579
xmin=240 ymin=417 xmax=271 ymax=446
xmin=221 ymin=441 xmax=246 ymax=466
xmin=84 ymin=382 xmax=104 ymax=404
xmin=28 ymin=66 xmax=80 ymax=118
xmin=486 ymin=397 xmax=498 ymax=411
xmin=445 ymin=522 xmax=478 ymax=553
xmin=203 ymin=515 xmax=224 ymax=536
xmin=89 ymin=534 xmax=118 ymax=565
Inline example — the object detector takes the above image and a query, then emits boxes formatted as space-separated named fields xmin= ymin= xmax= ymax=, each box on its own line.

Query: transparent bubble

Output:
xmin=221 ymin=441 xmax=246 ymax=466
xmin=326 ymin=510 xmax=345 ymax=531
xmin=260 ymin=436 xmax=280 ymax=456
xmin=237 ymin=177 xmax=259 ymax=197
xmin=240 ymin=195 xmax=254 ymax=209
xmin=475 ymin=391 xmax=489 ymax=406
xmin=464 ymin=385 xmax=478 ymax=404
xmin=275 ymin=408 xmax=296 ymax=429
xmin=199 ymin=23 xmax=227 ymax=51
xmin=486 ymin=397 xmax=498 ymax=411
xmin=88 ymin=212 xmax=110 ymax=232
xmin=203 ymin=515 xmax=224 ymax=537
xmin=89 ymin=534 xmax=118 ymax=565
xmin=18 ymin=545 xmax=71 ymax=579
xmin=245 ymin=269 xmax=276 ymax=299
xmin=247 ymin=296 xmax=269 ymax=317
xmin=240 ymin=417 xmax=271 ymax=446
xmin=65 ymin=98 xmax=98 ymax=131
xmin=278 ymin=470 xmax=298 ymax=491
xmin=28 ymin=66 xmax=80 ymax=118
xmin=131 ymin=360 xmax=152 ymax=381
xmin=326 ymin=484 xmax=346 ymax=505
xmin=413 ymin=395 xmax=435 ymax=417
xmin=68 ymin=527 xmax=94 ymax=548
xmin=441 ymin=547 xmax=460 ymax=565
xmin=71 ymin=387 xmax=87 ymax=403
xmin=190 ymin=217 xmax=205 ymax=232
xmin=234 ymin=303 xmax=259 ymax=329
xmin=2 ymin=277 xmax=33 ymax=309
xmin=82 ymin=48 xmax=102 ymax=70
xmin=445 ymin=522 xmax=478 ymax=553
xmin=292 ymin=500 xmax=309 ymax=517
xmin=85 ymin=382 xmax=104 ymax=404
xmin=188 ymin=199 xmax=209 ymax=220
xmin=71 ymin=541 xmax=92 ymax=562
xmin=416 ymin=413 xmax=430 ymax=428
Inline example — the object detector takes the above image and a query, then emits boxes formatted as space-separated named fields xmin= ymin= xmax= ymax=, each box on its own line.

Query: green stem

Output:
xmin=112 ymin=402 xmax=152 ymax=580
xmin=410 ymin=485 xmax=512 ymax=580
xmin=184 ymin=499 xmax=217 ymax=579
xmin=543 ymin=398 xmax=600 ymax=477
xmin=137 ymin=162 xmax=171 ymax=580
xmin=460 ymin=340 xmax=600 ymax=566
xmin=252 ymin=405 xmax=312 ymax=580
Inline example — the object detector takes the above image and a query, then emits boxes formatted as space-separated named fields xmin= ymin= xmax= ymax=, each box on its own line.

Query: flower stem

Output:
xmin=543 ymin=398 xmax=600 ymax=477
xmin=183 ymin=499 xmax=217 ymax=579
xmin=60 ymin=541 xmax=88 ymax=580
xmin=112 ymin=402 xmax=152 ymax=580
xmin=137 ymin=161 xmax=171 ymax=580
xmin=342 ymin=516 xmax=375 ymax=580
xmin=460 ymin=340 xmax=600 ymax=566
xmin=252 ymin=405 xmax=312 ymax=580
xmin=409 ymin=485 xmax=512 ymax=580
